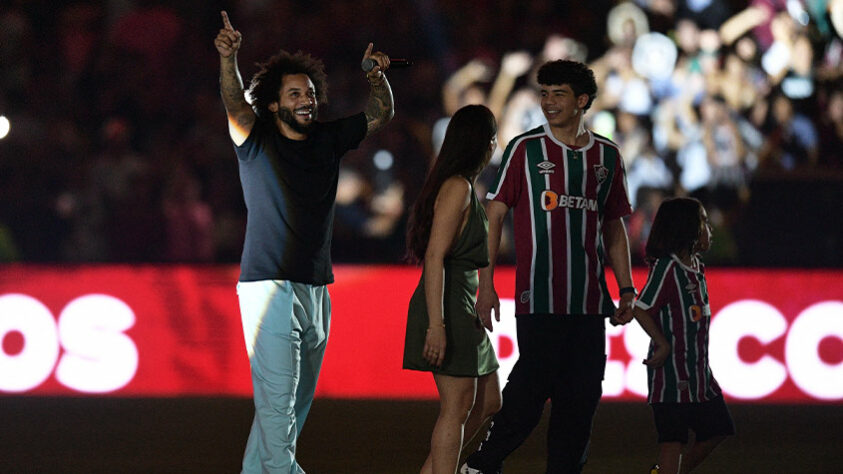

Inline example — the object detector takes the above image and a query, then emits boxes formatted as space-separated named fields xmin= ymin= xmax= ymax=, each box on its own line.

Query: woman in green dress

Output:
xmin=404 ymin=104 xmax=501 ymax=474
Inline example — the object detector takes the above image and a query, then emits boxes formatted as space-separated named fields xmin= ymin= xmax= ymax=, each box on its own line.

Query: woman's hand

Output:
xmin=423 ymin=326 xmax=446 ymax=367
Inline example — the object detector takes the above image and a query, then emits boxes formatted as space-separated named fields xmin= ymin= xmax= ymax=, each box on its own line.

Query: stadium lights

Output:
xmin=0 ymin=115 xmax=10 ymax=139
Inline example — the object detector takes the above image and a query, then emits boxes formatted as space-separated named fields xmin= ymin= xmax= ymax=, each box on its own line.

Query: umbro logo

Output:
xmin=686 ymin=283 xmax=697 ymax=291
xmin=520 ymin=290 xmax=532 ymax=303
xmin=537 ymin=161 xmax=555 ymax=174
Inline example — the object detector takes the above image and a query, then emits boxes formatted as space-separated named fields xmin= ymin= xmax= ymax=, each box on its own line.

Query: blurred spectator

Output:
xmin=592 ymin=2 xmax=653 ymax=115
xmin=678 ymin=0 xmax=734 ymax=29
xmin=758 ymin=92 xmax=820 ymax=169
xmin=335 ymin=168 xmax=375 ymax=236
xmin=625 ymin=130 xmax=674 ymax=208
xmin=57 ymin=3 xmax=102 ymax=88
xmin=700 ymin=94 xmax=750 ymax=208
xmin=667 ymin=19 xmax=708 ymax=105
xmin=433 ymin=51 xmax=532 ymax=158
xmin=0 ymin=3 xmax=33 ymax=108
xmin=627 ymin=186 xmax=667 ymax=262
xmin=163 ymin=166 xmax=215 ymax=262
xmin=432 ymin=59 xmax=495 ymax=155
xmin=714 ymin=52 xmax=762 ymax=112
xmin=818 ymin=85 xmax=843 ymax=167
xmin=87 ymin=117 xmax=163 ymax=261
xmin=616 ymin=111 xmax=652 ymax=169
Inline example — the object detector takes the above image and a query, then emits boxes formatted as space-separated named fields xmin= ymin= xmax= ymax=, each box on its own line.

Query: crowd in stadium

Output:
xmin=0 ymin=0 xmax=840 ymax=265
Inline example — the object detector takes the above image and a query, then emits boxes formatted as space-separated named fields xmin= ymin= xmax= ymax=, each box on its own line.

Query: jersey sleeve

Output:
xmin=485 ymin=139 xmax=524 ymax=208
xmin=603 ymin=149 xmax=632 ymax=221
xmin=233 ymin=119 xmax=267 ymax=163
xmin=635 ymin=258 xmax=674 ymax=314
xmin=333 ymin=112 xmax=367 ymax=156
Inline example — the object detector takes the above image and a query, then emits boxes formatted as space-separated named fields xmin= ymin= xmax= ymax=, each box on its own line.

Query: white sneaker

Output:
xmin=459 ymin=463 xmax=481 ymax=474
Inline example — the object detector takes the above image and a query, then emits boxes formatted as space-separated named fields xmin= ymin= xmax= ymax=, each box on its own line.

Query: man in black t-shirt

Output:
xmin=215 ymin=11 xmax=394 ymax=473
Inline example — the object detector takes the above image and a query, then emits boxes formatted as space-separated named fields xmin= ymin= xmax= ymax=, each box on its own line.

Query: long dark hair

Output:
xmin=644 ymin=197 xmax=705 ymax=264
xmin=248 ymin=50 xmax=328 ymax=120
xmin=405 ymin=104 xmax=497 ymax=263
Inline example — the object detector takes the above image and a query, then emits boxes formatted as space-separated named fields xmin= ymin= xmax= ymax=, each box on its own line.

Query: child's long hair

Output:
xmin=405 ymin=104 xmax=496 ymax=263
xmin=644 ymin=197 xmax=705 ymax=264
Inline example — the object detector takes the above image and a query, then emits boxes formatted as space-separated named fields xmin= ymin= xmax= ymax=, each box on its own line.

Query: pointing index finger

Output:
xmin=363 ymin=42 xmax=373 ymax=59
xmin=221 ymin=10 xmax=234 ymax=31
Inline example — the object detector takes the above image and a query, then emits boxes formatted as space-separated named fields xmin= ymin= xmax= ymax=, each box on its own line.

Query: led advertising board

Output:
xmin=1 ymin=265 xmax=841 ymax=402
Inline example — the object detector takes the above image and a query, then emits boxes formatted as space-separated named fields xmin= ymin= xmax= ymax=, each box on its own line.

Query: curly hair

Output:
xmin=247 ymin=50 xmax=328 ymax=119
xmin=536 ymin=59 xmax=597 ymax=110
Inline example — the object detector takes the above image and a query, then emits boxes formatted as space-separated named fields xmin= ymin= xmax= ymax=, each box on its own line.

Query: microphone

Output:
xmin=361 ymin=58 xmax=413 ymax=72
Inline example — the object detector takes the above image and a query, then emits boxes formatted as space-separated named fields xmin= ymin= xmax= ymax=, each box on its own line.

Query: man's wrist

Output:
xmin=478 ymin=281 xmax=495 ymax=293
xmin=619 ymin=286 xmax=638 ymax=298
xmin=366 ymin=72 xmax=385 ymax=86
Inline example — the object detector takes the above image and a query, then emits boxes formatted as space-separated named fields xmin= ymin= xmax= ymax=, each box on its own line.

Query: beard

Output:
xmin=276 ymin=105 xmax=316 ymax=135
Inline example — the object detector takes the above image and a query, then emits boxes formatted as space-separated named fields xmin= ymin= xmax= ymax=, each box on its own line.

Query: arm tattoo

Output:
xmin=365 ymin=76 xmax=395 ymax=135
xmin=220 ymin=58 xmax=255 ymax=128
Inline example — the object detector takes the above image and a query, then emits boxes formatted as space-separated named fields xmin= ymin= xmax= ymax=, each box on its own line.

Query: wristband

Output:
xmin=619 ymin=286 xmax=638 ymax=297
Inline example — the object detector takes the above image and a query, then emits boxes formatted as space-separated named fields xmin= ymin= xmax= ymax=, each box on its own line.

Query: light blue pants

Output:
xmin=237 ymin=280 xmax=331 ymax=474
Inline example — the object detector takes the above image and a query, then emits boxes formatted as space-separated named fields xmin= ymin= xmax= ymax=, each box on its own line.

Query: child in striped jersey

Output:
xmin=631 ymin=197 xmax=735 ymax=474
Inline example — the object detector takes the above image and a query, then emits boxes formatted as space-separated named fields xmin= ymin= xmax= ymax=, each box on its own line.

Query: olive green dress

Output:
xmin=403 ymin=186 xmax=500 ymax=377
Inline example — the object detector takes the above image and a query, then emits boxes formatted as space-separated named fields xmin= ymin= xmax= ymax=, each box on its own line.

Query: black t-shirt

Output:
xmin=234 ymin=113 xmax=367 ymax=284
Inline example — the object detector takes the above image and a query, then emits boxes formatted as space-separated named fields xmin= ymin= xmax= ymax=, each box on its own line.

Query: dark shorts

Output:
xmin=651 ymin=395 xmax=735 ymax=444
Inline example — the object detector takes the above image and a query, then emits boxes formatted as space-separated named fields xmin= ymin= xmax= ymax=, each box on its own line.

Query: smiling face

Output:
xmin=269 ymin=73 xmax=317 ymax=138
xmin=540 ymin=83 xmax=587 ymax=130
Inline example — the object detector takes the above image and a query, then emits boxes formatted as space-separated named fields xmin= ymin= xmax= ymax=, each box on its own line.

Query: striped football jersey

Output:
xmin=635 ymin=254 xmax=723 ymax=403
xmin=487 ymin=124 xmax=632 ymax=316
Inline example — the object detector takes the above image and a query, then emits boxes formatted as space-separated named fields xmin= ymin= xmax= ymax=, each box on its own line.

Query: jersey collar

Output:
xmin=670 ymin=253 xmax=701 ymax=272
xmin=542 ymin=124 xmax=595 ymax=152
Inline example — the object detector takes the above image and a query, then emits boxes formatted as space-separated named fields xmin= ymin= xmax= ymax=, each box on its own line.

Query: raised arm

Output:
xmin=215 ymin=11 xmax=255 ymax=146
xmin=361 ymin=43 xmax=395 ymax=136
xmin=719 ymin=6 xmax=769 ymax=46
xmin=603 ymin=217 xmax=635 ymax=325
xmin=442 ymin=59 xmax=492 ymax=116
xmin=487 ymin=51 xmax=533 ymax=122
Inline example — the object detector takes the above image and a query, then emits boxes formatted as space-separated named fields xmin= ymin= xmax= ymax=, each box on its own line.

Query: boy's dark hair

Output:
xmin=536 ymin=60 xmax=597 ymax=110
xmin=248 ymin=50 xmax=328 ymax=119
xmin=644 ymin=197 xmax=705 ymax=264
xmin=405 ymin=104 xmax=497 ymax=263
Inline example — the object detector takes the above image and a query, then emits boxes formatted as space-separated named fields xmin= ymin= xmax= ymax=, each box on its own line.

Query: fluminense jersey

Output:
xmin=635 ymin=254 xmax=723 ymax=404
xmin=487 ymin=124 xmax=632 ymax=316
